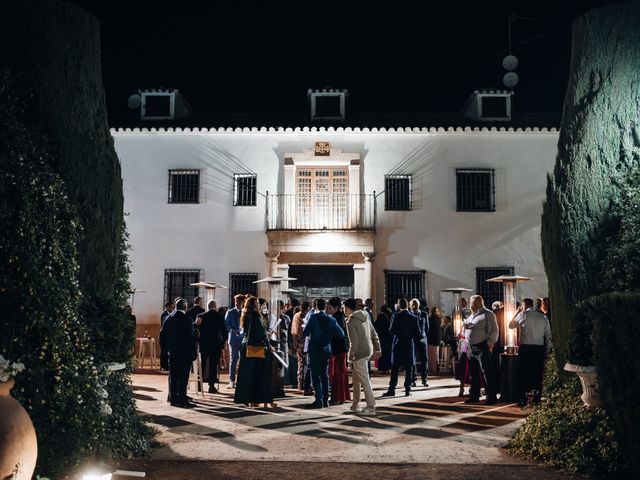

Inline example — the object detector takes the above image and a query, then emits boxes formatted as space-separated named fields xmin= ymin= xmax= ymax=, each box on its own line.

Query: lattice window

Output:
xmin=234 ymin=173 xmax=257 ymax=206
xmin=168 ymin=169 xmax=200 ymax=204
xmin=164 ymin=269 xmax=203 ymax=305
xmin=385 ymin=174 xmax=412 ymax=211
xmin=229 ymin=273 xmax=259 ymax=305
xmin=384 ymin=270 xmax=425 ymax=308
xmin=476 ymin=266 xmax=514 ymax=307
xmin=456 ymin=168 xmax=495 ymax=212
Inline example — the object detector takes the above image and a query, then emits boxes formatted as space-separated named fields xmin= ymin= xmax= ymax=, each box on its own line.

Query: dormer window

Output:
xmin=308 ymin=89 xmax=347 ymax=121
xmin=141 ymin=91 xmax=175 ymax=120
xmin=463 ymin=90 xmax=513 ymax=122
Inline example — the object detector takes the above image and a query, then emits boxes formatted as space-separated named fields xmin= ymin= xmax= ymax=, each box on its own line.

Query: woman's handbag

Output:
xmin=245 ymin=315 xmax=266 ymax=358
xmin=246 ymin=345 xmax=266 ymax=358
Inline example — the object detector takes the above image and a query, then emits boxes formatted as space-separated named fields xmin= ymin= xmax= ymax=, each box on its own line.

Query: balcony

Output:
xmin=266 ymin=193 xmax=376 ymax=231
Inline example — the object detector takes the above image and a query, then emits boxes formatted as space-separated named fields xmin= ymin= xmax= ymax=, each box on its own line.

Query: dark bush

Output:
xmin=508 ymin=357 xmax=624 ymax=477
xmin=584 ymin=292 xmax=640 ymax=476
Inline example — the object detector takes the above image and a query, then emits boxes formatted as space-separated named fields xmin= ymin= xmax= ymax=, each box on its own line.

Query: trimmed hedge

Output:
xmin=508 ymin=357 xmax=624 ymax=477
xmin=584 ymin=292 xmax=640 ymax=476
xmin=0 ymin=70 xmax=151 ymax=477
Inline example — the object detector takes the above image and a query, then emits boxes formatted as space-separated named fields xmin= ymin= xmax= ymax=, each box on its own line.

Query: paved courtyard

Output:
xmin=129 ymin=371 xmax=528 ymax=464
xmin=112 ymin=371 xmax=582 ymax=478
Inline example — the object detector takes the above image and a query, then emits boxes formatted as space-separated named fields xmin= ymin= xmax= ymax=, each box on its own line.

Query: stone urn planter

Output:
xmin=0 ymin=378 xmax=38 ymax=480
xmin=564 ymin=362 xmax=602 ymax=408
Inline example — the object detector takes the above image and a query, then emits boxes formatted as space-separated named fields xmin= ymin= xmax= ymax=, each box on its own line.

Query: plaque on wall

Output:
xmin=315 ymin=141 xmax=330 ymax=156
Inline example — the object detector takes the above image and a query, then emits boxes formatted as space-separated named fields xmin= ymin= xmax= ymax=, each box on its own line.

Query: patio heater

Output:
xmin=190 ymin=281 xmax=228 ymax=306
xmin=486 ymin=274 xmax=531 ymax=401
xmin=441 ymin=287 xmax=473 ymax=337
xmin=485 ymin=275 xmax=531 ymax=354
xmin=253 ymin=275 xmax=296 ymax=398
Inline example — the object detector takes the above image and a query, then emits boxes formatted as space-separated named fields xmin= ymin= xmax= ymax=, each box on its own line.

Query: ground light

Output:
xmin=81 ymin=463 xmax=146 ymax=479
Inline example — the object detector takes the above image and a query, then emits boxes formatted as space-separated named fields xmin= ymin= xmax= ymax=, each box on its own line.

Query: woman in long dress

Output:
xmin=233 ymin=296 xmax=277 ymax=408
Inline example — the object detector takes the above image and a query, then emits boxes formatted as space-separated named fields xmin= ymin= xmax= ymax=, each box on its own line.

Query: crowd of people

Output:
xmin=157 ymin=292 xmax=552 ymax=413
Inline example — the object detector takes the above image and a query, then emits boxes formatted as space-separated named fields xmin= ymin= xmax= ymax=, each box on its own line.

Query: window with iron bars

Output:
xmin=234 ymin=174 xmax=257 ymax=206
xmin=385 ymin=174 xmax=412 ymax=211
xmin=456 ymin=168 xmax=495 ymax=212
xmin=229 ymin=273 xmax=259 ymax=305
xmin=168 ymin=169 xmax=200 ymax=204
xmin=476 ymin=266 xmax=514 ymax=308
xmin=164 ymin=268 xmax=203 ymax=306
xmin=384 ymin=270 xmax=425 ymax=308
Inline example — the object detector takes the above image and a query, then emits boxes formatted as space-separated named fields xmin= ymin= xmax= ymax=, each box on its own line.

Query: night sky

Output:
xmin=77 ymin=0 xmax=617 ymax=118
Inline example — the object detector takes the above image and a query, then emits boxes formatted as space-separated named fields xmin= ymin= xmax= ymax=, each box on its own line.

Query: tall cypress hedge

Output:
xmin=541 ymin=1 xmax=640 ymax=369
xmin=0 ymin=0 xmax=151 ymax=476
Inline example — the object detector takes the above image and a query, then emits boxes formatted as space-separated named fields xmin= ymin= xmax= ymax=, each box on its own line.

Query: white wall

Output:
xmin=113 ymin=128 xmax=558 ymax=325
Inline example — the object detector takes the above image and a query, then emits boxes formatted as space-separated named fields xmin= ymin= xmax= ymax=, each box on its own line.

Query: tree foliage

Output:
xmin=541 ymin=1 xmax=640 ymax=369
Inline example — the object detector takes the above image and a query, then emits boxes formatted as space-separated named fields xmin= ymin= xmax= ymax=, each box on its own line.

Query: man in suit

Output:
xmin=187 ymin=296 xmax=205 ymax=324
xmin=163 ymin=298 xmax=197 ymax=408
xmin=383 ymin=298 xmax=422 ymax=397
xmin=195 ymin=300 xmax=227 ymax=393
xmin=224 ymin=294 xmax=245 ymax=389
xmin=410 ymin=298 xmax=430 ymax=387
xmin=159 ymin=301 xmax=174 ymax=371
xmin=463 ymin=295 xmax=499 ymax=405
xmin=303 ymin=298 xmax=346 ymax=409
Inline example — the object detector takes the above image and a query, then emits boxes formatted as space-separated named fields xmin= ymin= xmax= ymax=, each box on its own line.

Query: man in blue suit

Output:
xmin=163 ymin=298 xmax=197 ymax=408
xmin=303 ymin=298 xmax=346 ymax=408
xmin=224 ymin=294 xmax=245 ymax=389
xmin=383 ymin=298 xmax=422 ymax=397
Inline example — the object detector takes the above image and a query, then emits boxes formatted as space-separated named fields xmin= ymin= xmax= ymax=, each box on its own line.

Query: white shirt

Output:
xmin=463 ymin=307 xmax=499 ymax=346
xmin=511 ymin=308 xmax=552 ymax=352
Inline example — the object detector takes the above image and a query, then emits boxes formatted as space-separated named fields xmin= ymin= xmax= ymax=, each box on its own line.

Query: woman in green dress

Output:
xmin=233 ymin=296 xmax=277 ymax=408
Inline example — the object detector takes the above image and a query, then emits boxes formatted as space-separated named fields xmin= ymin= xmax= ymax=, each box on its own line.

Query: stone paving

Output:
xmin=130 ymin=371 xmax=532 ymax=465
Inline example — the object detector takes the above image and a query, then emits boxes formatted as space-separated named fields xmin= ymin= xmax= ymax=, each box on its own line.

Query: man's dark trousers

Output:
xmin=517 ymin=344 xmax=546 ymax=403
xmin=200 ymin=348 xmax=221 ymax=385
xmin=389 ymin=362 xmax=413 ymax=393
xmin=169 ymin=353 xmax=192 ymax=404
xmin=310 ymin=348 xmax=331 ymax=405
xmin=468 ymin=341 xmax=495 ymax=400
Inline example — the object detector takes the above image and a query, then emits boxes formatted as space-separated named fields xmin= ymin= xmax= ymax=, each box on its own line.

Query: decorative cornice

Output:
xmin=110 ymin=126 xmax=558 ymax=135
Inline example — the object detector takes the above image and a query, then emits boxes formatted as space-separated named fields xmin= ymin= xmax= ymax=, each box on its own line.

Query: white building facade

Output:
xmin=112 ymin=125 xmax=558 ymax=333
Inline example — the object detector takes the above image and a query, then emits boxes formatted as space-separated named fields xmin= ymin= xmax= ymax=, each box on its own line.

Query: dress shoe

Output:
xmin=464 ymin=397 xmax=480 ymax=404
xmin=303 ymin=390 xmax=314 ymax=396
xmin=306 ymin=401 xmax=323 ymax=409
xmin=411 ymin=381 xmax=417 ymax=387
xmin=381 ymin=390 xmax=395 ymax=397
xmin=174 ymin=401 xmax=195 ymax=409
xmin=484 ymin=398 xmax=497 ymax=406
xmin=186 ymin=395 xmax=194 ymax=401
xmin=422 ymin=380 xmax=429 ymax=387
xmin=404 ymin=391 xmax=412 ymax=397
xmin=322 ymin=401 xmax=329 ymax=408
xmin=208 ymin=386 xmax=218 ymax=394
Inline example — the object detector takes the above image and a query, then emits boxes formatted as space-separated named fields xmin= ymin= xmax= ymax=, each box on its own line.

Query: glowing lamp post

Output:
xmin=253 ymin=275 xmax=296 ymax=398
xmin=441 ymin=287 xmax=473 ymax=337
xmin=486 ymin=275 xmax=531 ymax=354
xmin=190 ymin=281 xmax=227 ymax=305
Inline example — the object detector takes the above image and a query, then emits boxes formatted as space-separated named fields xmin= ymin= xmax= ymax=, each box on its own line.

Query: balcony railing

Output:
xmin=266 ymin=193 xmax=376 ymax=231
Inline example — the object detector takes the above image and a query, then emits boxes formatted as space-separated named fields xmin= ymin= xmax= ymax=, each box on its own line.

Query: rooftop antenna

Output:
xmin=502 ymin=11 xmax=535 ymax=89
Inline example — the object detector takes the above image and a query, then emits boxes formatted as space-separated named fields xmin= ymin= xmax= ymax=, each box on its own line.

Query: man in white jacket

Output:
xmin=343 ymin=298 xmax=381 ymax=416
